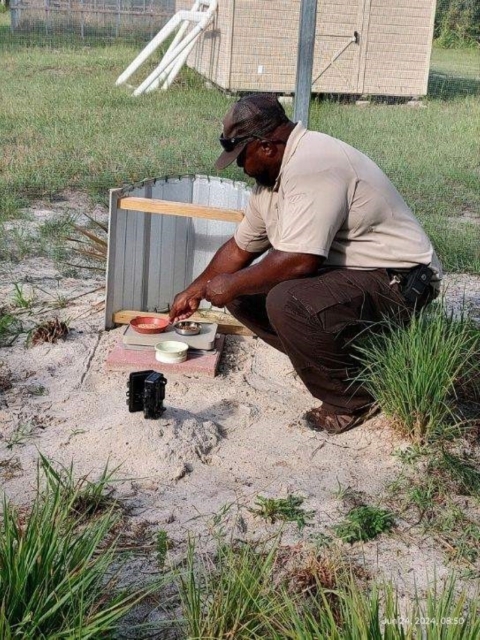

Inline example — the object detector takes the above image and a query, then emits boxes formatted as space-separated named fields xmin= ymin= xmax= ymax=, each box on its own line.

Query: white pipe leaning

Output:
xmin=146 ymin=1 xmax=200 ymax=93
xmin=134 ymin=0 xmax=217 ymax=96
xmin=115 ymin=0 xmax=217 ymax=94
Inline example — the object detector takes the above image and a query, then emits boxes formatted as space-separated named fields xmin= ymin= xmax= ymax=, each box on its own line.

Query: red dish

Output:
xmin=130 ymin=316 xmax=170 ymax=334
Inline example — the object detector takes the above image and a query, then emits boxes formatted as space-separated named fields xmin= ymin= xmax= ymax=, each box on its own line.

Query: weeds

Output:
xmin=178 ymin=538 xmax=283 ymax=639
xmin=439 ymin=450 xmax=480 ymax=495
xmin=355 ymin=301 xmax=480 ymax=442
xmin=52 ymin=293 xmax=69 ymax=309
xmin=66 ymin=212 xmax=108 ymax=271
xmin=0 ymin=456 xmax=154 ymax=638
xmin=0 ymin=457 xmax=23 ymax=481
xmin=178 ymin=535 xmax=480 ymax=639
xmin=156 ymin=530 xmax=170 ymax=569
xmin=40 ymin=454 xmax=121 ymax=518
xmin=334 ymin=505 xmax=395 ymax=543
xmin=5 ymin=422 xmax=35 ymax=449
xmin=27 ymin=384 xmax=48 ymax=396
xmin=11 ymin=282 xmax=35 ymax=309
xmin=388 ymin=443 xmax=480 ymax=564
xmin=0 ymin=226 xmax=40 ymax=263
xmin=250 ymin=494 xmax=315 ymax=530
xmin=0 ymin=312 xmax=22 ymax=346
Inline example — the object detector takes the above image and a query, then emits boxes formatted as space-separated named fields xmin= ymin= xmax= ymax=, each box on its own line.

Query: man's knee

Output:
xmin=265 ymin=281 xmax=295 ymax=327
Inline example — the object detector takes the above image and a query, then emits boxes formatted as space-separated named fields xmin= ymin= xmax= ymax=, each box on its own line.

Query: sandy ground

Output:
xmin=1 ymin=193 xmax=480 ymax=627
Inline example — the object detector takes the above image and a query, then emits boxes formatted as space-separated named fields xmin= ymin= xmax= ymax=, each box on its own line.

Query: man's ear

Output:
xmin=260 ymin=141 xmax=277 ymax=157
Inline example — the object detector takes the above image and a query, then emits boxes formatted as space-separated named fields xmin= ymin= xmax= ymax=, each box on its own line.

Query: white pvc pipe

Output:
xmin=146 ymin=6 xmax=198 ymax=92
xmin=162 ymin=31 xmax=201 ymax=90
xmin=145 ymin=25 xmax=201 ymax=93
xmin=116 ymin=14 xmax=182 ymax=86
xmin=164 ymin=2 xmax=217 ymax=89
xmin=135 ymin=23 xmax=210 ymax=94
xmin=134 ymin=0 xmax=217 ymax=96
xmin=115 ymin=9 xmax=202 ymax=86
xmin=146 ymin=55 xmax=181 ymax=93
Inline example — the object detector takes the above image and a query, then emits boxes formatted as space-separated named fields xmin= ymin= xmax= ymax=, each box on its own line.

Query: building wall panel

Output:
xmin=362 ymin=0 xmax=436 ymax=96
xmin=176 ymin=0 xmax=233 ymax=88
xmin=229 ymin=0 xmax=362 ymax=93
xmin=179 ymin=0 xmax=435 ymax=97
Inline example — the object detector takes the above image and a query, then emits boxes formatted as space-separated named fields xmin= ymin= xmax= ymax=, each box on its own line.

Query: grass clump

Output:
xmin=390 ymin=444 xmax=480 ymax=564
xmin=0 ymin=455 xmax=152 ymax=639
xmin=334 ymin=505 xmax=395 ymax=544
xmin=11 ymin=282 xmax=35 ymax=309
xmin=40 ymin=453 xmax=121 ymax=518
xmin=178 ymin=535 xmax=480 ymax=639
xmin=250 ymin=494 xmax=315 ymax=530
xmin=179 ymin=539 xmax=281 ymax=639
xmin=355 ymin=301 xmax=480 ymax=442
xmin=0 ymin=312 xmax=22 ymax=346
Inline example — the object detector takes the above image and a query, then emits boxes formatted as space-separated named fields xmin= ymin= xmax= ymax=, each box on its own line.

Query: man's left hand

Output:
xmin=205 ymin=274 xmax=236 ymax=307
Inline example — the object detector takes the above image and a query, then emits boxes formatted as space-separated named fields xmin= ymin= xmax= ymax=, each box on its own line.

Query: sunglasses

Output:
xmin=219 ymin=134 xmax=255 ymax=152
xmin=219 ymin=134 xmax=287 ymax=154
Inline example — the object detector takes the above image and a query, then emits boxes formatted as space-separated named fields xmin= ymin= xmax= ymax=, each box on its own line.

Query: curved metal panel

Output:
xmin=106 ymin=175 xmax=251 ymax=328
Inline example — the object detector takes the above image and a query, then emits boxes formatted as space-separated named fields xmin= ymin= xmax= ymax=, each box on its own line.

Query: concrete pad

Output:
xmin=105 ymin=335 xmax=225 ymax=378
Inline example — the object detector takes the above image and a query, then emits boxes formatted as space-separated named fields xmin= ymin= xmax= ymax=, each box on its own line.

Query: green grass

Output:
xmin=389 ymin=444 xmax=480 ymax=564
xmin=178 ymin=536 xmax=480 ymax=639
xmin=11 ymin=282 xmax=35 ymax=309
xmin=431 ymin=46 xmax=480 ymax=80
xmin=39 ymin=453 xmax=122 ymax=518
xmin=0 ymin=311 xmax=22 ymax=346
xmin=354 ymin=301 xmax=480 ymax=442
xmin=333 ymin=506 xmax=395 ymax=544
xmin=0 ymin=29 xmax=478 ymax=271
xmin=250 ymin=494 xmax=315 ymax=530
xmin=0 ymin=456 xmax=155 ymax=638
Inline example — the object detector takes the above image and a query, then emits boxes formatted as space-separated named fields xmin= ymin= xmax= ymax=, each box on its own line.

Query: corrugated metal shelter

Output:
xmin=176 ymin=0 xmax=437 ymax=97
xmin=105 ymin=175 xmax=249 ymax=329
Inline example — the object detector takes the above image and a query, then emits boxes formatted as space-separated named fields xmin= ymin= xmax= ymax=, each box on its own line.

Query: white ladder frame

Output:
xmin=116 ymin=0 xmax=218 ymax=95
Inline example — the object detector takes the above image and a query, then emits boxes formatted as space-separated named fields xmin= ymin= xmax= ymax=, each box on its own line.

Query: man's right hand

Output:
xmin=169 ymin=289 xmax=202 ymax=322
xmin=169 ymin=237 xmax=259 ymax=322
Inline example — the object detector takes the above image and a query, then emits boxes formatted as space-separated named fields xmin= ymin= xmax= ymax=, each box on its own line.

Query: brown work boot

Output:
xmin=305 ymin=404 xmax=380 ymax=434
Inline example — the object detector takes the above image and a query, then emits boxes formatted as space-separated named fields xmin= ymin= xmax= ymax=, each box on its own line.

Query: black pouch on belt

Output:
xmin=401 ymin=264 xmax=433 ymax=305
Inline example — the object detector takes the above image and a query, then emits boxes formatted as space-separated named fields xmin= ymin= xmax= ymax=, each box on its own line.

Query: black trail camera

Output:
xmin=127 ymin=370 xmax=167 ymax=419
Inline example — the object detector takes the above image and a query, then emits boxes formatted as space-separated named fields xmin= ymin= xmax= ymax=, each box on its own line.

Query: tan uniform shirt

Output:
xmin=234 ymin=123 xmax=442 ymax=281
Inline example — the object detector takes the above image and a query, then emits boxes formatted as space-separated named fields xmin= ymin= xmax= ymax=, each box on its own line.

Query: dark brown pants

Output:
xmin=227 ymin=268 xmax=420 ymax=415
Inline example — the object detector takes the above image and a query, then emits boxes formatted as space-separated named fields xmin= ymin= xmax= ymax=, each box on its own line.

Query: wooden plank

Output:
xmin=118 ymin=197 xmax=244 ymax=223
xmin=113 ymin=309 xmax=254 ymax=336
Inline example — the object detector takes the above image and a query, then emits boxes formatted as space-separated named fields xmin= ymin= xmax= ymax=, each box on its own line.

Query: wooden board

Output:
xmin=112 ymin=309 xmax=254 ymax=336
xmin=118 ymin=197 xmax=244 ymax=223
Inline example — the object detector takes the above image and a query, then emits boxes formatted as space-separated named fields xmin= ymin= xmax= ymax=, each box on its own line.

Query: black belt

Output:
xmin=387 ymin=265 xmax=434 ymax=305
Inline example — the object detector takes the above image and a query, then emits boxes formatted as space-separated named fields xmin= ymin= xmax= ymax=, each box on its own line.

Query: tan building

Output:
xmin=177 ymin=0 xmax=437 ymax=97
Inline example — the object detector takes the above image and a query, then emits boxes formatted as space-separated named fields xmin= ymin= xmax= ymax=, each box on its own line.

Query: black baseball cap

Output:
xmin=215 ymin=93 xmax=289 ymax=170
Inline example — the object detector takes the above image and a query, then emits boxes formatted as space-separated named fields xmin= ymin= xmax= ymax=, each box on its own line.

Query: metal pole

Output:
xmin=293 ymin=0 xmax=317 ymax=126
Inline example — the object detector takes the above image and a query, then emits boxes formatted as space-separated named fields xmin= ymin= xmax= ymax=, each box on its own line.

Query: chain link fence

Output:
xmin=7 ymin=0 xmax=175 ymax=44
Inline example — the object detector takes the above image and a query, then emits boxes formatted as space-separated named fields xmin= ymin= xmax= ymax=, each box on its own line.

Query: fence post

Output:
xmin=293 ymin=0 xmax=318 ymax=126
xmin=45 ymin=0 xmax=50 ymax=35
xmin=10 ymin=0 xmax=20 ymax=30
xmin=80 ymin=0 xmax=84 ymax=39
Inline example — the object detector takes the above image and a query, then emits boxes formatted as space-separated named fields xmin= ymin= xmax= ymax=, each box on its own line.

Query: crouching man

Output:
xmin=170 ymin=94 xmax=442 ymax=434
